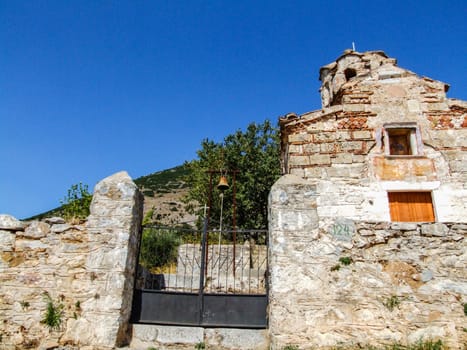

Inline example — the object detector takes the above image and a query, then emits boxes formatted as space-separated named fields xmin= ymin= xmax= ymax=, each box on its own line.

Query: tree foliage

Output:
xmin=184 ymin=120 xmax=281 ymax=229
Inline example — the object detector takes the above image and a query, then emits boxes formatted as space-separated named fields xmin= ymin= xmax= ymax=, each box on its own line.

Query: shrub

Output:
xmin=383 ymin=295 xmax=401 ymax=311
xmin=339 ymin=256 xmax=353 ymax=265
xmin=41 ymin=292 xmax=64 ymax=330
xmin=139 ymin=228 xmax=181 ymax=270
xmin=60 ymin=182 xmax=92 ymax=222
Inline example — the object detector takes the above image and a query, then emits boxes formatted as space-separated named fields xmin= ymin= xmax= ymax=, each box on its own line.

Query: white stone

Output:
xmin=50 ymin=223 xmax=72 ymax=233
xmin=155 ymin=325 xmax=204 ymax=344
xmin=23 ymin=221 xmax=50 ymax=238
xmin=0 ymin=230 xmax=15 ymax=250
xmin=0 ymin=214 xmax=25 ymax=231
xmin=205 ymin=328 xmax=269 ymax=349
xmin=407 ymin=326 xmax=445 ymax=343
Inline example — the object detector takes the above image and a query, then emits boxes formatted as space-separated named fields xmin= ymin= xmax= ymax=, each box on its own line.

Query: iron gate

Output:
xmin=130 ymin=223 xmax=268 ymax=328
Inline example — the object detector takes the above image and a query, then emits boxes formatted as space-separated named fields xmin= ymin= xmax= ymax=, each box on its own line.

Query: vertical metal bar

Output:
xmin=198 ymin=218 xmax=208 ymax=325
xmin=240 ymin=240 xmax=244 ymax=293
xmin=232 ymin=171 xmax=237 ymax=278
xmin=205 ymin=172 xmax=213 ymax=278
xmin=190 ymin=241 xmax=195 ymax=292
xmin=217 ymin=243 xmax=222 ymax=291
xmin=225 ymin=241 xmax=229 ymax=293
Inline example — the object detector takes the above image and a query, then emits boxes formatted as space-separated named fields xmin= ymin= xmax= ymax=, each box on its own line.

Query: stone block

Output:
xmin=352 ymin=130 xmax=372 ymax=139
xmin=390 ymin=222 xmax=419 ymax=231
xmin=313 ymin=132 xmax=336 ymax=142
xmin=288 ymin=155 xmax=310 ymax=167
xmin=50 ymin=223 xmax=72 ymax=233
xmin=0 ymin=215 xmax=25 ymax=231
xmin=288 ymin=144 xmax=302 ymax=153
xmin=320 ymin=142 xmax=336 ymax=153
xmin=205 ymin=328 xmax=269 ymax=349
xmin=326 ymin=164 xmax=364 ymax=178
xmin=14 ymin=239 xmax=47 ymax=251
xmin=303 ymin=143 xmax=320 ymax=153
xmin=336 ymin=130 xmax=352 ymax=141
xmin=339 ymin=141 xmax=363 ymax=152
xmin=421 ymin=223 xmax=449 ymax=237
xmin=309 ymin=154 xmax=331 ymax=165
xmin=304 ymin=167 xmax=325 ymax=178
xmin=288 ymin=133 xmax=310 ymax=143
xmin=23 ymin=221 xmax=50 ymax=238
xmin=156 ymin=325 xmax=203 ymax=344
xmin=331 ymin=153 xmax=352 ymax=164
xmin=0 ymin=230 xmax=15 ymax=251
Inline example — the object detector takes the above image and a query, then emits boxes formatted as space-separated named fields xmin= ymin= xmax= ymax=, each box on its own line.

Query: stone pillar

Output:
xmin=75 ymin=171 xmax=143 ymax=348
xmin=268 ymin=175 xmax=319 ymax=349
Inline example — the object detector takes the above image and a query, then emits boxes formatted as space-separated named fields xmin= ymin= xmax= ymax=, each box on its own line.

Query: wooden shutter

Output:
xmin=388 ymin=192 xmax=435 ymax=222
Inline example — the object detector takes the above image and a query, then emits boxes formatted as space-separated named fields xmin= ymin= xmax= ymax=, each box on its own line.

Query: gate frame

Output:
xmin=130 ymin=219 xmax=269 ymax=328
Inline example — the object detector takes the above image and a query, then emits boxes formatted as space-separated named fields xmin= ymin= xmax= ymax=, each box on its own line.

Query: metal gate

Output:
xmin=130 ymin=223 xmax=268 ymax=328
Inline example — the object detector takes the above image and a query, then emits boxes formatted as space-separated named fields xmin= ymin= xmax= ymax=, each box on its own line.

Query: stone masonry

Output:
xmin=269 ymin=50 xmax=467 ymax=348
xmin=0 ymin=171 xmax=143 ymax=349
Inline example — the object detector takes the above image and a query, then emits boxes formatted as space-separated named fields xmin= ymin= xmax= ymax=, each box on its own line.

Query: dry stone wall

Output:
xmin=269 ymin=175 xmax=467 ymax=349
xmin=0 ymin=171 xmax=143 ymax=349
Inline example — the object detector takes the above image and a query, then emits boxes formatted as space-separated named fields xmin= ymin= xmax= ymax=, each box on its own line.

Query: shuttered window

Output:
xmin=388 ymin=192 xmax=435 ymax=222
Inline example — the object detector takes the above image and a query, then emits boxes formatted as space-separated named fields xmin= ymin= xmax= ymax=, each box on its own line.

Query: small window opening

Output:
xmin=344 ymin=68 xmax=357 ymax=81
xmin=388 ymin=128 xmax=414 ymax=155
xmin=388 ymin=192 xmax=435 ymax=222
xmin=383 ymin=123 xmax=422 ymax=156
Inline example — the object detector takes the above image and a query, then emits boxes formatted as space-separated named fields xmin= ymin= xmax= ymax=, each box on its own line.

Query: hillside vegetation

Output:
xmin=26 ymin=166 xmax=193 ymax=224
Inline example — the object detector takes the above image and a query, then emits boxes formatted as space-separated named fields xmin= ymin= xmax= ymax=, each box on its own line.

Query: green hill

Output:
xmin=134 ymin=165 xmax=190 ymax=197
xmin=26 ymin=165 xmax=192 ymax=223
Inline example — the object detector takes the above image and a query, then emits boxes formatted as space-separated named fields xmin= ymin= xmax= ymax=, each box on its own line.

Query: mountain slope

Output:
xmin=26 ymin=165 xmax=194 ymax=225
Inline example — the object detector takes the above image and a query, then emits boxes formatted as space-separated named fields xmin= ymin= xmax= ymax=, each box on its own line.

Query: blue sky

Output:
xmin=1 ymin=1 xmax=466 ymax=219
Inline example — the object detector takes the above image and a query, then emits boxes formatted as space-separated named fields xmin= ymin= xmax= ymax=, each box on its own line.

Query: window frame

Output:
xmin=383 ymin=122 xmax=424 ymax=157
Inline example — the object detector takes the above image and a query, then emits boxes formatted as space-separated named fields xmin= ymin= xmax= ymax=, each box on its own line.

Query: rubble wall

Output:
xmin=0 ymin=171 xmax=143 ymax=349
xmin=268 ymin=175 xmax=467 ymax=349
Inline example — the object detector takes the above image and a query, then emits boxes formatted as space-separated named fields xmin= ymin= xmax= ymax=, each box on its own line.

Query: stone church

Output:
xmin=268 ymin=50 xmax=466 ymax=348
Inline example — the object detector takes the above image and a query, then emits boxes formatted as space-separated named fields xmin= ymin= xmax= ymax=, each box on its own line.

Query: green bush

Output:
xmin=60 ymin=182 xmax=92 ymax=222
xmin=139 ymin=228 xmax=181 ymax=270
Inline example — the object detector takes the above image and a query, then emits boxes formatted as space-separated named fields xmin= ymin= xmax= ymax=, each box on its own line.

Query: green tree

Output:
xmin=184 ymin=120 xmax=281 ymax=229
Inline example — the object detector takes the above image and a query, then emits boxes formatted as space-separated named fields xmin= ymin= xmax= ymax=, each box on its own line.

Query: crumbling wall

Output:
xmin=268 ymin=175 xmax=467 ymax=349
xmin=0 ymin=171 xmax=143 ymax=349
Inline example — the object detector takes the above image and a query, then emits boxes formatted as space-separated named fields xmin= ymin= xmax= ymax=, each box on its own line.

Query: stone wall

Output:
xmin=0 ymin=171 xmax=143 ymax=349
xmin=268 ymin=175 xmax=467 ymax=349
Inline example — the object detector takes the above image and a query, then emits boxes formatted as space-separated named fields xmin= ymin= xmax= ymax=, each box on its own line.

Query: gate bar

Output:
xmin=197 ymin=217 xmax=208 ymax=324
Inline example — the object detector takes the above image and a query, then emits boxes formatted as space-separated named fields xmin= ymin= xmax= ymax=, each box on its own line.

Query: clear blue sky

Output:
xmin=1 ymin=1 xmax=466 ymax=219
